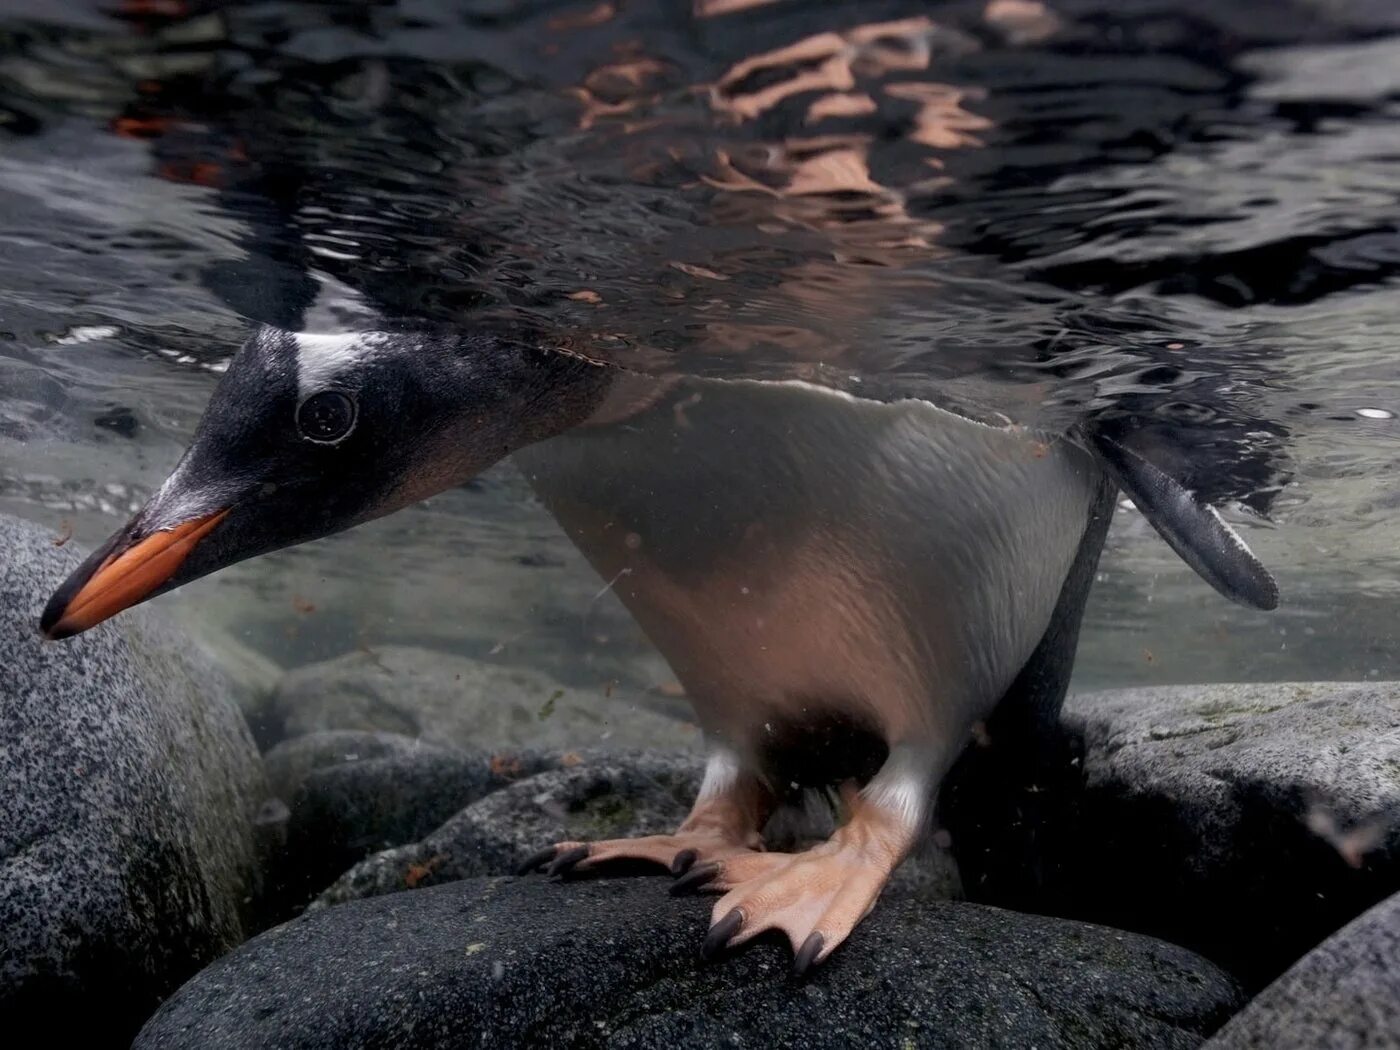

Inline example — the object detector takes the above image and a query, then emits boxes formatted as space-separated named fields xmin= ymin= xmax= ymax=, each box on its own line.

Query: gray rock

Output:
xmin=269 ymin=645 xmax=701 ymax=752
xmin=1205 ymin=887 xmax=1400 ymax=1049
xmin=136 ymin=877 xmax=1242 ymax=1049
xmin=263 ymin=729 xmax=450 ymax=804
xmin=261 ymin=732 xmax=562 ymax=919
xmin=186 ymin=622 xmax=286 ymax=748
xmin=312 ymin=751 xmax=701 ymax=907
xmin=0 ymin=514 xmax=265 ymax=1040
xmin=961 ymin=682 xmax=1400 ymax=989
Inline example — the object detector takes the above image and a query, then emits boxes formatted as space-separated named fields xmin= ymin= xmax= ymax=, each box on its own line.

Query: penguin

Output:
xmin=39 ymin=325 xmax=1277 ymax=973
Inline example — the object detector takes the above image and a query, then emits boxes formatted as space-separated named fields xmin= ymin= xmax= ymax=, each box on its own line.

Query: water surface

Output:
xmin=3 ymin=0 xmax=1400 ymax=692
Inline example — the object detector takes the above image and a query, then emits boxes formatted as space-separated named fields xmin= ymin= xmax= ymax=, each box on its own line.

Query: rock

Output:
xmin=185 ymin=621 xmax=286 ymax=747
xmin=260 ymin=732 xmax=562 ymax=919
xmin=263 ymin=729 xmax=449 ymax=804
xmin=1205 ymin=887 xmax=1400 ymax=1049
xmin=268 ymin=646 xmax=701 ymax=752
xmin=136 ymin=877 xmax=1242 ymax=1049
xmin=0 ymin=514 xmax=266 ymax=1041
xmin=959 ymin=682 xmax=1400 ymax=989
xmin=313 ymin=751 xmax=702 ymax=907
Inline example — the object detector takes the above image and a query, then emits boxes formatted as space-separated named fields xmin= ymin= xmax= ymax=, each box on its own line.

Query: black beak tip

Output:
xmin=39 ymin=579 xmax=82 ymax=640
xmin=37 ymin=531 xmax=123 ymax=641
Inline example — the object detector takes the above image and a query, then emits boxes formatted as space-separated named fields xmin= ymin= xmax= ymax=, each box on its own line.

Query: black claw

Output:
xmin=669 ymin=861 xmax=719 ymax=895
xmin=546 ymin=844 xmax=590 ymax=878
xmin=515 ymin=847 xmax=558 ymax=876
xmin=702 ymin=908 xmax=744 ymax=960
xmin=793 ymin=932 xmax=825 ymax=978
xmin=670 ymin=849 xmax=698 ymax=877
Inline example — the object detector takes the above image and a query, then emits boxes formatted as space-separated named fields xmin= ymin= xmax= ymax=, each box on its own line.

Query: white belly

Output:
xmin=514 ymin=377 xmax=1101 ymax=763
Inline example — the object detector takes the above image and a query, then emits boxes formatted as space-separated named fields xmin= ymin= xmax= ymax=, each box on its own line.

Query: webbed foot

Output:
xmin=685 ymin=785 xmax=916 ymax=975
xmin=518 ymin=752 xmax=771 ymax=880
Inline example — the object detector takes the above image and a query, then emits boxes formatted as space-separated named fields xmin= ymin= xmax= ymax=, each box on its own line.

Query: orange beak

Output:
xmin=41 ymin=508 xmax=229 ymax=639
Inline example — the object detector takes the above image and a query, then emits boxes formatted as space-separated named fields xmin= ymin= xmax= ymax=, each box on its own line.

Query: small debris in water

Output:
xmin=489 ymin=753 xmax=524 ymax=778
xmin=403 ymin=855 xmax=446 ymax=888
xmin=291 ymin=594 xmax=316 ymax=614
xmin=1355 ymin=408 xmax=1393 ymax=420
xmin=538 ymin=690 xmax=563 ymax=721
xmin=1304 ymin=804 xmax=1389 ymax=868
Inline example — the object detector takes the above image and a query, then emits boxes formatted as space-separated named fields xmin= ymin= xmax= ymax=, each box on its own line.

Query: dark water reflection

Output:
xmin=3 ymin=0 xmax=1400 ymax=689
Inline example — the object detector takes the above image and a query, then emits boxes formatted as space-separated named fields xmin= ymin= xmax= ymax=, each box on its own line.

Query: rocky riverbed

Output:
xmin=3 ymin=513 xmax=1398 ymax=1048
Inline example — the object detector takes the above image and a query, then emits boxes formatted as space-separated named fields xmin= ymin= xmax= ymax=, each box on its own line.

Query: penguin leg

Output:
xmin=685 ymin=748 xmax=930 ymax=974
xmin=517 ymin=747 xmax=772 ymax=878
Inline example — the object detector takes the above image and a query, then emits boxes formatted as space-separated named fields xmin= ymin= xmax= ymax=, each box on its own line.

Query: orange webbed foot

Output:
xmin=516 ymin=827 xmax=764 ymax=879
xmin=681 ymin=784 xmax=918 ymax=975
xmin=518 ymin=756 xmax=771 ymax=880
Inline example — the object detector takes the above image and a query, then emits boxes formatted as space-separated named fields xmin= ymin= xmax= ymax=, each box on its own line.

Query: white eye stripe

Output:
xmin=293 ymin=331 xmax=387 ymax=396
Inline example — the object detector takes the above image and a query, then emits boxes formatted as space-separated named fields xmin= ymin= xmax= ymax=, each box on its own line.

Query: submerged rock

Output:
xmin=1205 ymin=886 xmax=1400 ymax=1048
xmin=261 ymin=731 xmax=561 ymax=919
xmin=959 ymin=682 xmax=1400 ymax=989
xmin=135 ymin=877 xmax=1242 ymax=1049
xmin=267 ymin=645 xmax=700 ymax=752
xmin=312 ymin=751 xmax=701 ymax=907
xmin=0 ymin=514 xmax=265 ymax=1041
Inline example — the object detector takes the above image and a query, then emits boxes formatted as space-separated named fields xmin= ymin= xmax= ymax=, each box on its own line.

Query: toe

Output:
xmin=701 ymin=908 xmax=744 ymax=960
xmin=515 ymin=846 xmax=559 ymax=876
xmin=670 ymin=848 xmax=698 ymax=876
xmin=792 ymin=932 xmax=824 ymax=978
xmin=546 ymin=844 xmax=591 ymax=877
xmin=670 ymin=860 xmax=720 ymax=895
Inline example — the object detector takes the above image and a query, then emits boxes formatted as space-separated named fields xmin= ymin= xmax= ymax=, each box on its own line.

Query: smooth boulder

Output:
xmin=0 ymin=514 xmax=266 ymax=1041
xmin=963 ymin=682 xmax=1400 ymax=988
xmin=1205 ymin=887 xmax=1400 ymax=1048
xmin=260 ymin=731 xmax=563 ymax=919
xmin=136 ymin=877 xmax=1242 ymax=1049
xmin=312 ymin=751 xmax=701 ymax=906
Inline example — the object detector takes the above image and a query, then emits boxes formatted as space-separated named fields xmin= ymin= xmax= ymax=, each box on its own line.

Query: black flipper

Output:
xmin=1086 ymin=427 xmax=1279 ymax=611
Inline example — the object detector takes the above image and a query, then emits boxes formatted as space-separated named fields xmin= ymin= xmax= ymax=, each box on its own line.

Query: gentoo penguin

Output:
xmin=40 ymin=326 xmax=1277 ymax=972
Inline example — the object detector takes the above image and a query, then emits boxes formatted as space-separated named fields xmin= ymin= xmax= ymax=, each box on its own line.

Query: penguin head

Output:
xmin=40 ymin=325 xmax=604 ymax=639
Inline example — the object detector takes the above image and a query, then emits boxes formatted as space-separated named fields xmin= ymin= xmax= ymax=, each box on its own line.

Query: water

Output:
xmin=4 ymin=0 xmax=1400 ymax=698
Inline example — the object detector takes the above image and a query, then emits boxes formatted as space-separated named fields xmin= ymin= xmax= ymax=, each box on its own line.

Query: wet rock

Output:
xmin=268 ymin=645 xmax=700 ymax=752
xmin=1205 ymin=887 xmax=1400 ymax=1048
xmin=136 ymin=877 xmax=1242 ymax=1049
xmin=313 ymin=751 xmax=701 ymax=907
xmin=186 ymin=623 xmax=285 ymax=748
xmin=959 ymin=682 xmax=1400 ymax=989
xmin=262 ymin=729 xmax=447 ymax=804
xmin=0 ymin=514 xmax=265 ymax=1041
xmin=261 ymin=732 xmax=560 ymax=919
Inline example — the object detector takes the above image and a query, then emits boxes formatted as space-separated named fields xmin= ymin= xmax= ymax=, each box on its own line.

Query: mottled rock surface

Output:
xmin=137 ymin=878 xmax=1242 ymax=1050
xmin=1206 ymin=888 xmax=1400 ymax=1049
xmin=963 ymin=682 xmax=1400 ymax=988
xmin=268 ymin=645 xmax=699 ymax=751
xmin=313 ymin=751 xmax=702 ymax=906
xmin=261 ymin=732 xmax=562 ymax=919
xmin=0 ymin=514 xmax=266 ymax=1041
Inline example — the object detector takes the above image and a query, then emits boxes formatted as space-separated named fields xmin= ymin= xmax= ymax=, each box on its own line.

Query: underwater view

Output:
xmin=2 ymin=0 xmax=1399 ymax=1045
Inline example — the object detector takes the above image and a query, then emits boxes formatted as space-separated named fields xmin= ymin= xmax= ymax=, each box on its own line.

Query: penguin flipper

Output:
xmin=1086 ymin=427 xmax=1279 ymax=611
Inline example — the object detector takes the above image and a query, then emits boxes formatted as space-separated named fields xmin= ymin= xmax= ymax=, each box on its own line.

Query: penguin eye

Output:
xmin=296 ymin=390 xmax=357 ymax=444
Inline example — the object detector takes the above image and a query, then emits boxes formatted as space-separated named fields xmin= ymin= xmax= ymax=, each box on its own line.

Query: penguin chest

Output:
xmin=515 ymin=378 xmax=1101 ymax=760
